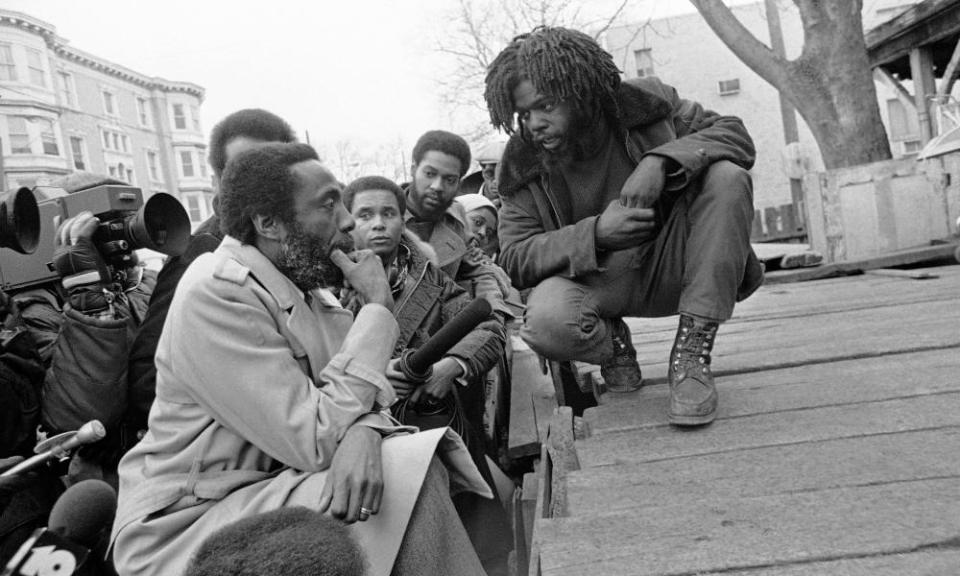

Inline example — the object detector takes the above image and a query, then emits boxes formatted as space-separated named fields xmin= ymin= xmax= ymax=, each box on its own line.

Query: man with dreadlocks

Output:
xmin=485 ymin=26 xmax=764 ymax=426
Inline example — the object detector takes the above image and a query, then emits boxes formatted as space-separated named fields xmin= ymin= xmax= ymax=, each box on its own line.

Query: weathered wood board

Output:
xmin=508 ymin=335 xmax=558 ymax=459
xmin=567 ymin=428 xmax=960 ymax=516
xmin=701 ymin=550 xmax=960 ymax=575
xmin=583 ymin=348 xmax=960 ymax=435
xmin=533 ymin=263 xmax=960 ymax=576
xmin=576 ymin=391 xmax=960 ymax=468
xmin=536 ymin=478 xmax=960 ymax=576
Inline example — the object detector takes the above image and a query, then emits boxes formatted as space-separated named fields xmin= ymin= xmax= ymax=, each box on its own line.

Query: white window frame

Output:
xmin=38 ymin=118 xmax=59 ymax=156
xmin=7 ymin=117 xmax=31 ymax=154
xmin=101 ymin=128 xmax=130 ymax=153
xmin=26 ymin=48 xmax=46 ymax=87
xmin=634 ymin=48 xmax=654 ymax=79
xmin=146 ymin=150 xmax=161 ymax=181
xmin=180 ymin=150 xmax=195 ymax=177
xmin=102 ymin=89 xmax=118 ymax=117
xmin=183 ymin=193 xmax=203 ymax=224
xmin=57 ymin=71 xmax=77 ymax=107
xmin=136 ymin=97 xmax=152 ymax=127
xmin=70 ymin=136 xmax=87 ymax=170
xmin=0 ymin=43 xmax=17 ymax=82
xmin=172 ymin=103 xmax=187 ymax=130
xmin=190 ymin=105 xmax=201 ymax=131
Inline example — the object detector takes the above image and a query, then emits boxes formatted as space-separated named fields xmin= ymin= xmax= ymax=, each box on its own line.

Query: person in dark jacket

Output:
xmin=125 ymin=109 xmax=296 ymax=442
xmin=402 ymin=130 xmax=512 ymax=321
xmin=484 ymin=26 xmax=764 ymax=426
xmin=342 ymin=175 xmax=512 ymax=576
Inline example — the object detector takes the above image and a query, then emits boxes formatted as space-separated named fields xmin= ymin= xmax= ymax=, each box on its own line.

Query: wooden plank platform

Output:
xmin=531 ymin=263 xmax=960 ymax=575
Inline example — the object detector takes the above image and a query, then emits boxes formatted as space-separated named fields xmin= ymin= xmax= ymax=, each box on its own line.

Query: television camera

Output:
xmin=0 ymin=184 xmax=190 ymax=291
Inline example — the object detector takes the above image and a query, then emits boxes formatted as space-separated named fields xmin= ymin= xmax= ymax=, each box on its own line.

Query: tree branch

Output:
xmin=690 ymin=0 xmax=791 ymax=91
xmin=592 ymin=0 xmax=630 ymax=39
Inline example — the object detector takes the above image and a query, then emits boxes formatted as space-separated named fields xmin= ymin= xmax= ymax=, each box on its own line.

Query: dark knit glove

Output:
xmin=52 ymin=223 xmax=113 ymax=315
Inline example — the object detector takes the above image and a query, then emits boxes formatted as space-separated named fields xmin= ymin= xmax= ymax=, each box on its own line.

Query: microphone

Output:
xmin=398 ymin=297 xmax=493 ymax=382
xmin=2 ymin=480 xmax=117 ymax=576
xmin=1 ymin=421 xmax=106 ymax=478
xmin=184 ymin=507 xmax=363 ymax=576
xmin=48 ymin=479 xmax=117 ymax=549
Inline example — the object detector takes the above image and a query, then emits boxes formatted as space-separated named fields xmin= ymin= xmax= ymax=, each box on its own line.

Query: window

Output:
xmin=26 ymin=48 xmax=46 ymax=87
xmin=136 ymin=97 xmax=151 ymax=126
xmin=190 ymin=105 xmax=201 ymax=131
xmin=102 ymin=90 xmax=117 ymax=116
xmin=7 ymin=117 xmax=31 ymax=154
xmin=887 ymin=98 xmax=920 ymax=141
xmin=146 ymin=150 xmax=160 ymax=181
xmin=70 ymin=137 xmax=86 ymax=170
xmin=101 ymin=128 xmax=130 ymax=152
xmin=902 ymin=140 xmax=922 ymax=154
xmin=180 ymin=151 xmax=195 ymax=177
xmin=634 ymin=48 xmax=654 ymax=78
xmin=0 ymin=44 xmax=17 ymax=81
xmin=57 ymin=72 xmax=76 ymax=107
xmin=199 ymin=155 xmax=208 ymax=179
xmin=173 ymin=104 xmax=186 ymax=130
xmin=184 ymin=194 xmax=202 ymax=223
xmin=38 ymin=119 xmax=58 ymax=156
xmin=718 ymin=79 xmax=741 ymax=96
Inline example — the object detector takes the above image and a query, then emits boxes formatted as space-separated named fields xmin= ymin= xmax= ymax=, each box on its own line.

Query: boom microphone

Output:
xmin=398 ymin=297 xmax=493 ymax=381
xmin=2 ymin=480 xmax=116 ymax=576
xmin=0 ymin=421 xmax=106 ymax=478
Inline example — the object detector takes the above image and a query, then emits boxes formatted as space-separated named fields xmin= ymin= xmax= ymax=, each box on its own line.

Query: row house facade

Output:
xmin=0 ymin=9 xmax=214 ymax=229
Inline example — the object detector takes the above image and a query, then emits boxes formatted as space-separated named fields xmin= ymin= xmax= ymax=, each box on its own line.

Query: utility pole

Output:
xmin=765 ymin=0 xmax=805 ymax=231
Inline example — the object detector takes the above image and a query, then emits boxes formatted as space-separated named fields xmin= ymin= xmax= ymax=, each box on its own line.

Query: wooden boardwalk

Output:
xmin=528 ymin=263 xmax=960 ymax=575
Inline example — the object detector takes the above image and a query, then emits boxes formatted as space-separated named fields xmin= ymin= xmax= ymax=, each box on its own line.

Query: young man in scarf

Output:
xmin=342 ymin=175 xmax=512 ymax=576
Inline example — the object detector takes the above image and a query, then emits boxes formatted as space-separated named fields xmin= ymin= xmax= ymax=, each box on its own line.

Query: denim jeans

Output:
xmin=520 ymin=160 xmax=762 ymax=364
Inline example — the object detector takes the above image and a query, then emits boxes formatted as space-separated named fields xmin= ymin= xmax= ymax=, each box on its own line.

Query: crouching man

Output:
xmin=110 ymin=143 xmax=489 ymax=576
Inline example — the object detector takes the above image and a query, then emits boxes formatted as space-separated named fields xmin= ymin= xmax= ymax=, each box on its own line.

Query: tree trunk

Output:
xmin=690 ymin=0 xmax=892 ymax=170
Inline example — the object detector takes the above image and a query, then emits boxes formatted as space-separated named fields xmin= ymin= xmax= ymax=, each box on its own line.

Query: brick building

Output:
xmin=0 ymin=8 xmax=214 ymax=229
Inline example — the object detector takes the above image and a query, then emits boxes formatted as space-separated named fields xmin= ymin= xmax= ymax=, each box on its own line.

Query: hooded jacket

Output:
xmin=497 ymin=76 xmax=758 ymax=291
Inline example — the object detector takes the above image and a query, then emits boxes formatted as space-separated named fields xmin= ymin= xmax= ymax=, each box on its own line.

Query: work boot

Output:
xmin=599 ymin=318 xmax=643 ymax=393
xmin=668 ymin=314 xmax=719 ymax=426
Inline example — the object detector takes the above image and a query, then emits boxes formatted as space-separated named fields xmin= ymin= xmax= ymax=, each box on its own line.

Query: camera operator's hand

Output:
xmin=52 ymin=212 xmax=114 ymax=315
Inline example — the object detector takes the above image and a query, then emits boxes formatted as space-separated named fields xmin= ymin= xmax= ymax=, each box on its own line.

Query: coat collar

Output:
xmin=498 ymin=77 xmax=674 ymax=197
xmin=215 ymin=236 xmax=340 ymax=311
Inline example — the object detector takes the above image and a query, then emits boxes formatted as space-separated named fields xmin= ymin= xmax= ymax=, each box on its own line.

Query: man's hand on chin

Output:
xmin=330 ymin=249 xmax=394 ymax=312
xmin=318 ymin=425 xmax=383 ymax=524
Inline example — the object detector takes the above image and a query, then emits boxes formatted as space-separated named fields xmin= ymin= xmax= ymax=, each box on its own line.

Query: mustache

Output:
xmin=330 ymin=235 xmax=355 ymax=253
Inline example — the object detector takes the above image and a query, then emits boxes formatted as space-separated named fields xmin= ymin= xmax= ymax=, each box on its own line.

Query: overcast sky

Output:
xmin=5 ymin=0 xmax=711 ymax=158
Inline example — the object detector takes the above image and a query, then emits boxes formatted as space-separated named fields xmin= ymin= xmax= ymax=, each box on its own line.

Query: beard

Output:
xmin=275 ymin=221 xmax=354 ymax=292
xmin=535 ymin=111 xmax=609 ymax=171
xmin=412 ymin=185 xmax=453 ymax=222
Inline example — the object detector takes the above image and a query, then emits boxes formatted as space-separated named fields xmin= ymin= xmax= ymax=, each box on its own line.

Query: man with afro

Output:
xmin=485 ymin=26 xmax=764 ymax=426
xmin=126 ymin=109 xmax=297 ymax=446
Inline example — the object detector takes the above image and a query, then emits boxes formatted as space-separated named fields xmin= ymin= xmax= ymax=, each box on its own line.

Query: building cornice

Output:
xmin=0 ymin=8 xmax=205 ymax=101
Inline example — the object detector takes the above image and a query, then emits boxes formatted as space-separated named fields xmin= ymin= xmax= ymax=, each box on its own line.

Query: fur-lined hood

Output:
xmin=497 ymin=77 xmax=674 ymax=198
xmin=400 ymin=228 xmax=438 ymax=267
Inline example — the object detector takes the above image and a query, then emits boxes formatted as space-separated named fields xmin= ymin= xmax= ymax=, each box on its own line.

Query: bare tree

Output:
xmin=690 ymin=0 xmax=892 ymax=169
xmin=434 ymin=0 xmax=633 ymax=138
